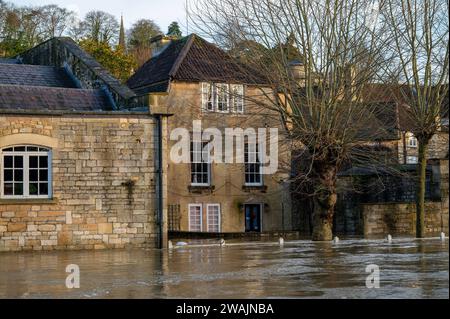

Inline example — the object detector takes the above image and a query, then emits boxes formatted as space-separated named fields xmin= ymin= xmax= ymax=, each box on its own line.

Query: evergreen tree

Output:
xmin=167 ymin=21 xmax=182 ymax=38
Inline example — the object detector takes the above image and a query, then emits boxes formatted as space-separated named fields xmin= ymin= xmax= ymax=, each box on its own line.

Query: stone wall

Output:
xmin=362 ymin=159 xmax=449 ymax=238
xmin=362 ymin=202 xmax=448 ymax=238
xmin=0 ymin=114 xmax=159 ymax=252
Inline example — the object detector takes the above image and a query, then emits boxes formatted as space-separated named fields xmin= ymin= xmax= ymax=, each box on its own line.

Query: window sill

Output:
xmin=188 ymin=185 xmax=215 ymax=194
xmin=242 ymin=185 xmax=267 ymax=193
xmin=0 ymin=198 xmax=58 ymax=205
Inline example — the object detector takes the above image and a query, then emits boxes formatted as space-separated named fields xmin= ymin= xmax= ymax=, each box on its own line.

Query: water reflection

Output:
xmin=0 ymin=239 xmax=447 ymax=299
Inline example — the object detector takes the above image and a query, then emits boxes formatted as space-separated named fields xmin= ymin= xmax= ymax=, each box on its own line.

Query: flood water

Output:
xmin=0 ymin=238 xmax=448 ymax=299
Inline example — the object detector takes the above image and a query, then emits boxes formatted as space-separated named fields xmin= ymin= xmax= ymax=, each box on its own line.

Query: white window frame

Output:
xmin=244 ymin=142 xmax=263 ymax=186
xmin=191 ymin=141 xmax=211 ymax=186
xmin=206 ymin=204 xmax=221 ymax=233
xmin=188 ymin=204 xmax=203 ymax=232
xmin=407 ymin=134 xmax=418 ymax=148
xmin=215 ymin=83 xmax=230 ymax=113
xmin=201 ymin=82 xmax=215 ymax=112
xmin=202 ymin=83 xmax=245 ymax=114
xmin=0 ymin=145 xmax=52 ymax=199
xmin=406 ymin=156 xmax=418 ymax=164
xmin=230 ymin=84 xmax=244 ymax=113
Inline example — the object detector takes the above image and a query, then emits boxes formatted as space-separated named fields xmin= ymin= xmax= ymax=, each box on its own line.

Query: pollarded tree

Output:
xmin=382 ymin=0 xmax=449 ymax=238
xmin=190 ymin=0 xmax=393 ymax=240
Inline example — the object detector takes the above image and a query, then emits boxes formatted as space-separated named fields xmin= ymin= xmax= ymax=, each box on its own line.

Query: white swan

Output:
xmin=176 ymin=241 xmax=188 ymax=246
xmin=387 ymin=234 xmax=392 ymax=243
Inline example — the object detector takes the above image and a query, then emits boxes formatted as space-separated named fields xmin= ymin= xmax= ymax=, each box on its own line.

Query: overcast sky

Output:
xmin=13 ymin=0 xmax=188 ymax=33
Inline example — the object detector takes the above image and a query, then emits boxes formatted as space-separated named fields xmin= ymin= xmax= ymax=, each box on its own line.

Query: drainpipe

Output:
xmin=152 ymin=105 xmax=173 ymax=249
xmin=155 ymin=114 xmax=164 ymax=249
xmin=402 ymin=131 xmax=407 ymax=164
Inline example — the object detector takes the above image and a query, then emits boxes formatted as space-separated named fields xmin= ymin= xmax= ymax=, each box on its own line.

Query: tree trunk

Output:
xmin=416 ymin=138 xmax=430 ymax=238
xmin=311 ymin=164 xmax=337 ymax=241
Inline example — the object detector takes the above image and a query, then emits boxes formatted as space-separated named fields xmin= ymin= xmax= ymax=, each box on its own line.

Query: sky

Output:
xmin=12 ymin=0 xmax=189 ymax=34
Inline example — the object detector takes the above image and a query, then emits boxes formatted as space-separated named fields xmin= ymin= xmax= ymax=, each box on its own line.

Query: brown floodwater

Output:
xmin=0 ymin=238 xmax=448 ymax=299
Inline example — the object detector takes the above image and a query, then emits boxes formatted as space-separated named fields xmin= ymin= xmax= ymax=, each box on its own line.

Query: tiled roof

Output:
xmin=126 ymin=37 xmax=189 ymax=91
xmin=127 ymin=34 xmax=268 ymax=94
xmin=361 ymin=83 xmax=449 ymax=132
xmin=0 ymin=63 xmax=77 ymax=88
xmin=0 ymin=84 xmax=113 ymax=112
xmin=54 ymin=38 xmax=137 ymax=100
xmin=365 ymin=101 xmax=400 ymax=140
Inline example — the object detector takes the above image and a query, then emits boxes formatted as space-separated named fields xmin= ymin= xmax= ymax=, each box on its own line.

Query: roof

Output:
xmin=0 ymin=60 xmax=115 ymax=112
xmin=0 ymin=84 xmax=113 ymax=112
xmin=50 ymin=38 xmax=137 ymax=100
xmin=0 ymin=37 xmax=144 ymax=113
xmin=127 ymin=34 xmax=268 ymax=94
xmin=362 ymin=101 xmax=400 ymax=140
xmin=361 ymin=83 xmax=449 ymax=132
xmin=0 ymin=63 xmax=77 ymax=88
xmin=16 ymin=37 xmax=139 ymax=107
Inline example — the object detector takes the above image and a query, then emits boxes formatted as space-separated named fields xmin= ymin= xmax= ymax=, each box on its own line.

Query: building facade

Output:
xmin=0 ymin=38 xmax=167 ymax=252
xmin=128 ymin=34 xmax=292 ymax=234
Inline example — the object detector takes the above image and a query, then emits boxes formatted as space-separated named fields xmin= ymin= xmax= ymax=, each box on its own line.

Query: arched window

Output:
xmin=1 ymin=145 xmax=52 ymax=199
xmin=407 ymin=133 xmax=418 ymax=148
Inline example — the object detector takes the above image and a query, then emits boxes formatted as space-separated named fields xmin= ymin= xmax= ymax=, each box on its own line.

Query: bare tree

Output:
xmin=40 ymin=4 xmax=75 ymax=38
xmin=81 ymin=10 xmax=119 ymax=44
xmin=383 ymin=0 xmax=449 ymax=238
xmin=189 ymin=0 xmax=394 ymax=240
xmin=128 ymin=19 xmax=162 ymax=67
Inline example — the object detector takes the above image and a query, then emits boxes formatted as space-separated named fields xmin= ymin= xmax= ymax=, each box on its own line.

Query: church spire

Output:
xmin=119 ymin=14 xmax=126 ymax=51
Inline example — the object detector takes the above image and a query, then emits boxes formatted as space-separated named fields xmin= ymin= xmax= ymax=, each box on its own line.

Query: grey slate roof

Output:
xmin=53 ymin=38 xmax=137 ymax=100
xmin=0 ymin=64 xmax=77 ymax=88
xmin=0 ymin=37 xmax=145 ymax=113
xmin=0 ymin=84 xmax=113 ymax=112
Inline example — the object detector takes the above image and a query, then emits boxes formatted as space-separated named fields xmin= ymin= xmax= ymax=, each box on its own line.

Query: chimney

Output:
xmin=288 ymin=60 xmax=306 ymax=85
xmin=150 ymin=35 xmax=177 ymax=58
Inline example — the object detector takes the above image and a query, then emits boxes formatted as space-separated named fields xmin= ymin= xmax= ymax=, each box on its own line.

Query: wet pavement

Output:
xmin=0 ymin=238 xmax=448 ymax=299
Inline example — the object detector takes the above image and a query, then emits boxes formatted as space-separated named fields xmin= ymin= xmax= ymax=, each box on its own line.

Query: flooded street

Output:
xmin=0 ymin=238 xmax=448 ymax=299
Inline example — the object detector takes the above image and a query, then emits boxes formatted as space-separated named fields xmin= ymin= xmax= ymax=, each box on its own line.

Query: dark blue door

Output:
xmin=245 ymin=204 xmax=261 ymax=232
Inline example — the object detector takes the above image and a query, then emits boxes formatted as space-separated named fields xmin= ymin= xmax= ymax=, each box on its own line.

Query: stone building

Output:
xmin=291 ymin=79 xmax=449 ymax=238
xmin=0 ymin=38 xmax=168 ymax=252
xmin=127 ymin=34 xmax=292 ymax=234
xmin=332 ymin=85 xmax=449 ymax=238
xmin=361 ymin=83 xmax=449 ymax=164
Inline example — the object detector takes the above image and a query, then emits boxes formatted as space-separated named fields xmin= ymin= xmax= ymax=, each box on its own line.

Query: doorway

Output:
xmin=245 ymin=204 xmax=262 ymax=232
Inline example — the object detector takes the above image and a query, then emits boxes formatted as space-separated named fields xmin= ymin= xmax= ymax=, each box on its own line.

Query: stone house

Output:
xmin=360 ymin=83 xmax=449 ymax=164
xmin=290 ymin=78 xmax=449 ymax=237
xmin=127 ymin=34 xmax=292 ymax=234
xmin=331 ymin=84 xmax=449 ymax=237
xmin=0 ymin=37 xmax=168 ymax=252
